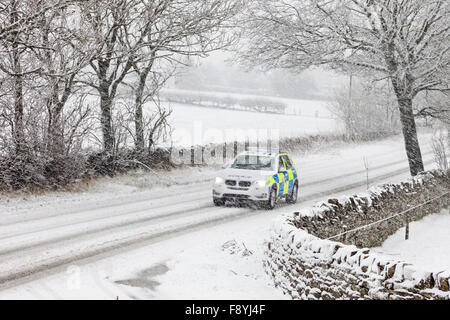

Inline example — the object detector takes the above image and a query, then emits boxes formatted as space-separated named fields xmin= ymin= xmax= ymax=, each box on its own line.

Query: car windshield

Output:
xmin=230 ymin=155 xmax=275 ymax=171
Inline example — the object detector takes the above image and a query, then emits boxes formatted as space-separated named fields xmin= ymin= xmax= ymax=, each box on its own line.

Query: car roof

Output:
xmin=238 ymin=150 xmax=288 ymax=157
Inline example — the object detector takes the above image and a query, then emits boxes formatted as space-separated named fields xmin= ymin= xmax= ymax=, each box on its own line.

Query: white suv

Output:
xmin=212 ymin=150 xmax=299 ymax=209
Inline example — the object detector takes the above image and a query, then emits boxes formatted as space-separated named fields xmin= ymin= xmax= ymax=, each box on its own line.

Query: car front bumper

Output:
xmin=213 ymin=183 xmax=270 ymax=201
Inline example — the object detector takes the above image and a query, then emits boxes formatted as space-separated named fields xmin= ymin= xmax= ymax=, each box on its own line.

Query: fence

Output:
xmin=326 ymin=191 xmax=450 ymax=242
xmin=172 ymin=139 xmax=280 ymax=166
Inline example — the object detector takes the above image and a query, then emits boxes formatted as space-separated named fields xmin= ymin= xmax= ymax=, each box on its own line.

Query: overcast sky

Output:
xmin=171 ymin=50 xmax=348 ymax=100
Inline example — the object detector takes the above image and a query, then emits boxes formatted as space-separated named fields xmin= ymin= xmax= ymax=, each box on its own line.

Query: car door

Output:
xmin=281 ymin=155 xmax=296 ymax=194
xmin=287 ymin=155 xmax=298 ymax=182
xmin=277 ymin=155 xmax=288 ymax=196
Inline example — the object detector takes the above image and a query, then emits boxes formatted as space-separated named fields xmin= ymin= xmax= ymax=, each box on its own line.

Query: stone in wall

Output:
xmin=292 ymin=170 xmax=449 ymax=248
xmin=265 ymin=170 xmax=450 ymax=300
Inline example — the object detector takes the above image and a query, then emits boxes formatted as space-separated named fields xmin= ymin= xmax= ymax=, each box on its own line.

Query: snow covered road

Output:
xmin=0 ymin=133 xmax=439 ymax=295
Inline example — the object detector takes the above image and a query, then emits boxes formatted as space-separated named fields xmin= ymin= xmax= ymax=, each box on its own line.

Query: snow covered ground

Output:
xmin=0 ymin=209 xmax=288 ymax=300
xmin=161 ymin=88 xmax=335 ymax=118
xmin=0 ymin=131 xmax=442 ymax=300
xmin=168 ymin=102 xmax=339 ymax=146
xmin=373 ymin=208 xmax=450 ymax=273
xmin=81 ymin=92 xmax=339 ymax=149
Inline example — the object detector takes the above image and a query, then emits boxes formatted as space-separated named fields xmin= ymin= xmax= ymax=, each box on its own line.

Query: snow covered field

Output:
xmin=0 ymin=131 xmax=443 ymax=299
xmin=374 ymin=208 xmax=450 ymax=273
xmin=81 ymin=93 xmax=339 ymax=148
xmin=161 ymin=88 xmax=335 ymax=118
xmin=167 ymin=101 xmax=339 ymax=146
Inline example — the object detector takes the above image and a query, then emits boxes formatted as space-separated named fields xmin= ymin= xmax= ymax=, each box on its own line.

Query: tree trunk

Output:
xmin=133 ymin=57 xmax=154 ymax=154
xmin=134 ymin=80 xmax=145 ymax=153
xmin=49 ymin=108 xmax=65 ymax=156
xmin=397 ymin=96 xmax=425 ymax=176
xmin=96 ymin=56 xmax=116 ymax=155
xmin=46 ymin=80 xmax=65 ymax=157
xmin=46 ymin=107 xmax=65 ymax=179
xmin=10 ymin=2 xmax=25 ymax=155
xmin=13 ymin=64 xmax=25 ymax=155
xmin=100 ymin=93 xmax=114 ymax=154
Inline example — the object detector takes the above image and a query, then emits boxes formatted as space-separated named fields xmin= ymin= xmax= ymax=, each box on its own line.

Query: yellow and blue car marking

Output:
xmin=267 ymin=154 xmax=298 ymax=197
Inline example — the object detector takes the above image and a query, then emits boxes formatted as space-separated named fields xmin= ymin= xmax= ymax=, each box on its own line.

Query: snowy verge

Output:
xmin=373 ymin=209 xmax=450 ymax=273
xmin=264 ymin=170 xmax=450 ymax=300
xmin=289 ymin=170 xmax=449 ymax=248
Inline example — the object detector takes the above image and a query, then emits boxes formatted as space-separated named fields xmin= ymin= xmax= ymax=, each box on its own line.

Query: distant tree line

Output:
xmin=161 ymin=90 xmax=288 ymax=114
xmin=172 ymin=63 xmax=325 ymax=101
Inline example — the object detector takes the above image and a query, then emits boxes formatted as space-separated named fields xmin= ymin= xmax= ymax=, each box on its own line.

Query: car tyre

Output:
xmin=266 ymin=186 xmax=277 ymax=210
xmin=286 ymin=182 xmax=298 ymax=204
xmin=213 ymin=198 xmax=225 ymax=207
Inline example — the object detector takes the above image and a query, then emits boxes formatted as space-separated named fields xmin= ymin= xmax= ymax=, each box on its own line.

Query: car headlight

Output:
xmin=254 ymin=180 xmax=268 ymax=188
xmin=215 ymin=177 xmax=225 ymax=185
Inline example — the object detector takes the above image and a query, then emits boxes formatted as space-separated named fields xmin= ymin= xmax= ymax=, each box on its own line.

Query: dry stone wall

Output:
xmin=265 ymin=170 xmax=450 ymax=300
xmin=294 ymin=170 xmax=449 ymax=247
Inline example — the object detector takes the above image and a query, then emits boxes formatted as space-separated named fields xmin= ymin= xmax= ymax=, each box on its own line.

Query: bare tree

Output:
xmin=432 ymin=129 xmax=448 ymax=171
xmin=414 ymin=91 xmax=450 ymax=125
xmin=329 ymin=78 xmax=400 ymax=139
xmin=0 ymin=0 xmax=84 ymax=155
xmin=75 ymin=0 xmax=142 ymax=154
xmin=0 ymin=0 xmax=75 ymax=41
xmin=240 ymin=0 xmax=450 ymax=176
xmin=0 ymin=0 xmax=242 ymax=189
xmin=1 ymin=1 xmax=28 ymax=155
xmin=0 ymin=0 xmax=81 ymax=161
xmin=117 ymin=94 xmax=172 ymax=155
xmin=126 ymin=0 xmax=241 ymax=153
xmin=129 ymin=64 xmax=173 ymax=153
xmin=34 ymin=3 xmax=93 ymax=157
xmin=78 ymin=0 xmax=241 ymax=154
xmin=0 ymin=0 xmax=98 ymax=188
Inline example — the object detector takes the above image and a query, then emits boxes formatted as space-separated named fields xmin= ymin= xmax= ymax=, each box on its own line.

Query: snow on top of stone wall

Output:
xmin=265 ymin=170 xmax=450 ymax=298
xmin=291 ymin=170 xmax=447 ymax=219
xmin=268 ymin=213 xmax=450 ymax=297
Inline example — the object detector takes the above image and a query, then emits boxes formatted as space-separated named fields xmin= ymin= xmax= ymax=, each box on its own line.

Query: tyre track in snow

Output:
xmin=0 ymin=182 xmax=212 ymax=227
xmin=0 ymin=149 xmax=434 ymax=244
xmin=2 ymin=137 xmax=431 ymax=226
xmin=1 ymin=147 xmax=434 ymax=231
xmin=0 ymin=192 xmax=213 ymax=241
xmin=0 ymin=199 xmax=213 ymax=256
xmin=301 ymin=157 xmax=436 ymax=201
xmin=301 ymin=151 xmax=433 ymax=188
xmin=0 ymin=154 xmax=436 ymax=287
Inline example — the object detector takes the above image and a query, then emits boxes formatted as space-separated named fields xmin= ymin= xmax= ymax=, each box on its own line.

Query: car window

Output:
xmin=278 ymin=156 xmax=286 ymax=172
xmin=230 ymin=155 xmax=275 ymax=171
xmin=282 ymin=155 xmax=293 ymax=169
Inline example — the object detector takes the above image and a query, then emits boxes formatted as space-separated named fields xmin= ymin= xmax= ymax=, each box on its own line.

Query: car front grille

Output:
xmin=239 ymin=181 xmax=252 ymax=187
xmin=225 ymin=180 xmax=237 ymax=186
xmin=223 ymin=194 xmax=250 ymax=199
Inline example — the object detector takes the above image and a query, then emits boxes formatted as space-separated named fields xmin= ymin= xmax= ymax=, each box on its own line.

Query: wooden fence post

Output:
xmin=405 ymin=215 xmax=410 ymax=240
xmin=223 ymin=142 xmax=226 ymax=164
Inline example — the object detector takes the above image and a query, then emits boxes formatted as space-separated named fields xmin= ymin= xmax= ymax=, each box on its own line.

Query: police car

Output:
xmin=212 ymin=149 xmax=299 ymax=209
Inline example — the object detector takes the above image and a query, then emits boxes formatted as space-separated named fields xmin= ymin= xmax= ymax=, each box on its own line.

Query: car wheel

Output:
xmin=266 ymin=187 xmax=277 ymax=210
xmin=213 ymin=198 xmax=225 ymax=207
xmin=286 ymin=182 xmax=298 ymax=204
